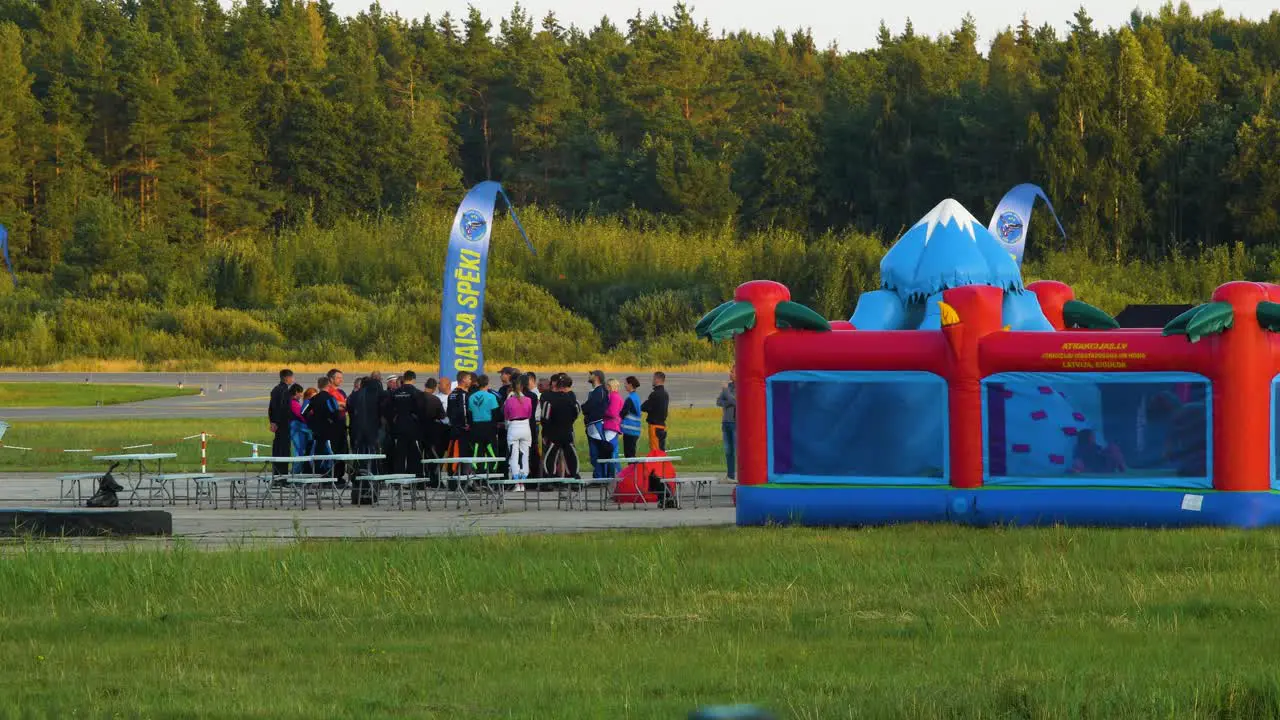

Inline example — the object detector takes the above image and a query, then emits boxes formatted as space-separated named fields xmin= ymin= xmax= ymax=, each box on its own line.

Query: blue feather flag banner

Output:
xmin=988 ymin=184 xmax=1067 ymax=265
xmin=0 ymin=224 xmax=15 ymax=288
xmin=438 ymin=182 xmax=534 ymax=381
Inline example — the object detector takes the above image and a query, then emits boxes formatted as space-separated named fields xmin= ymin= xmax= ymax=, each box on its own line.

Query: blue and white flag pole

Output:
xmin=0 ymin=224 xmax=15 ymax=288
xmin=438 ymin=182 xmax=534 ymax=381
xmin=988 ymin=184 xmax=1067 ymax=265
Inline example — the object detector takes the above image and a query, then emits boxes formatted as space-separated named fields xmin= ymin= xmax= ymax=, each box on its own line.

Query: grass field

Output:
xmin=0 ymin=382 xmax=198 ymax=408
xmin=0 ymin=409 xmax=726 ymax=473
xmin=2 ymin=526 xmax=1280 ymax=717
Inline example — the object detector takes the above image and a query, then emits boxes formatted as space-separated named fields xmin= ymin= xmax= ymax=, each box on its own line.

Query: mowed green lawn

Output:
xmin=0 ymin=409 xmax=726 ymax=473
xmin=2 ymin=527 xmax=1280 ymax=717
xmin=0 ymin=382 xmax=199 ymax=407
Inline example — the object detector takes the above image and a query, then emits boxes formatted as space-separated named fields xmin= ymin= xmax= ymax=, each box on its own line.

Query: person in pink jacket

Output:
xmin=503 ymin=374 xmax=535 ymax=482
xmin=603 ymin=378 xmax=625 ymax=469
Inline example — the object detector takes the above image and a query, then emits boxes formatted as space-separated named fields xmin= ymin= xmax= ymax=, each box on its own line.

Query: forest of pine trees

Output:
xmin=0 ymin=1 xmax=1277 ymax=366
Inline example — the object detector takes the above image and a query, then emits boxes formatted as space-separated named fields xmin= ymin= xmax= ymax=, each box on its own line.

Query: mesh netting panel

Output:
xmin=768 ymin=371 xmax=947 ymax=484
xmin=984 ymin=372 xmax=1210 ymax=488
xmin=1273 ymin=377 xmax=1280 ymax=489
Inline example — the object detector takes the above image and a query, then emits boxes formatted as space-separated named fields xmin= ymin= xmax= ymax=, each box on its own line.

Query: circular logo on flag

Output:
xmin=996 ymin=212 xmax=1023 ymax=245
xmin=460 ymin=210 xmax=488 ymax=242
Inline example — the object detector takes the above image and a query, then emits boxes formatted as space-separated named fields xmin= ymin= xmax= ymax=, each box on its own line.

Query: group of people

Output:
xmin=266 ymin=367 xmax=674 ymax=486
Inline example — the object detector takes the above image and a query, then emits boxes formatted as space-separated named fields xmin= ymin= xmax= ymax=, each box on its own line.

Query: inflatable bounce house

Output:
xmin=698 ymin=198 xmax=1280 ymax=528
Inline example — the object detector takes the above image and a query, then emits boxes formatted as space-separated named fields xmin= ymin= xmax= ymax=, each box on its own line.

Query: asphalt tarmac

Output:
xmin=0 ymin=473 xmax=737 ymax=545
xmin=0 ymin=371 xmax=729 ymax=421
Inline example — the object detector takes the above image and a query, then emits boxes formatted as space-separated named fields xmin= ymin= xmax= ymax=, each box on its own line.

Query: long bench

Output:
xmin=56 ymin=473 xmax=103 ymax=504
xmin=363 ymin=474 xmax=425 ymax=510
xmin=150 ymin=473 xmax=215 ymax=506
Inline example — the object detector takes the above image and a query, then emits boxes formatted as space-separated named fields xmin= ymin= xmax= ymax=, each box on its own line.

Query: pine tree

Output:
xmin=182 ymin=47 xmax=278 ymax=238
xmin=456 ymin=7 xmax=498 ymax=182
xmin=116 ymin=17 xmax=187 ymax=232
xmin=1227 ymin=106 xmax=1280 ymax=244
xmin=492 ymin=4 xmax=576 ymax=202
xmin=0 ymin=22 xmax=41 ymax=268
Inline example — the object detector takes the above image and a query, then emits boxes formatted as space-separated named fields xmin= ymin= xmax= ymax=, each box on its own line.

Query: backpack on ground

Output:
xmin=350 ymin=478 xmax=378 ymax=505
xmin=86 ymin=462 xmax=123 ymax=508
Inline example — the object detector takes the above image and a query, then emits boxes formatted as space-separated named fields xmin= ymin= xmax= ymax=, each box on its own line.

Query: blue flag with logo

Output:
xmin=987 ymin=184 xmax=1066 ymax=265
xmin=438 ymin=182 xmax=534 ymax=381
xmin=0 ymin=224 xmax=15 ymax=288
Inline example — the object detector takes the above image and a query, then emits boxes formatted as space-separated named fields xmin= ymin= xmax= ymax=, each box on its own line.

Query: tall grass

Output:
xmin=2 ymin=526 xmax=1280 ymax=717
xmin=0 ymin=203 xmax=1272 ymax=368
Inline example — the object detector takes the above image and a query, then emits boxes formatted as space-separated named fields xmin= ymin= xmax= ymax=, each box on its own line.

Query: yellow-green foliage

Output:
xmin=0 ymin=205 xmax=1270 ymax=367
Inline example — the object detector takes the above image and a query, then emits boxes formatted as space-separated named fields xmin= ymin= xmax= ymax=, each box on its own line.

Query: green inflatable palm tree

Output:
xmin=1162 ymin=301 xmax=1280 ymax=342
xmin=696 ymin=300 xmax=830 ymax=342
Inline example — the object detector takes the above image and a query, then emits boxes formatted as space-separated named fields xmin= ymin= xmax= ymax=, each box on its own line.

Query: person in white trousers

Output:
xmin=503 ymin=374 xmax=535 ymax=485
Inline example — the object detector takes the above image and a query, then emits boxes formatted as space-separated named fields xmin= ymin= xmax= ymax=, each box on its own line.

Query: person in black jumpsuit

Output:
xmin=447 ymin=372 xmax=474 ymax=460
xmin=386 ymin=370 xmax=428 ymax=475
xmin=421 ymin=377 xmax=446 ymax=479
xmin=268 ymin=369 xmax=294 ymax=476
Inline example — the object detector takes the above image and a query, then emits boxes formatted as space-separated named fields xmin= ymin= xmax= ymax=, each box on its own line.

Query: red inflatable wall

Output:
xmin=733 ymin=280 xmax=1280 ymax=492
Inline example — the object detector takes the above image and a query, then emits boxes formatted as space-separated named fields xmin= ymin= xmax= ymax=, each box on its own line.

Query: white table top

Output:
xmin=227 ymin=456 xmax=313 ymax=463
xmin=92 ymin=453 xmax=178 ymax=462
xmin=316 ymin=454 xmax=386 ymax=461
xmin=422 ymin=457 xmax=506 ymax=464
xmin=597 ymin=456 xmax=682 ymax=464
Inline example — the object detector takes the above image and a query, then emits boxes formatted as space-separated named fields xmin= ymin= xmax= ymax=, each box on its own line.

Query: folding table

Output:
xmin=90 ymin=453 xmax=179 ymax=506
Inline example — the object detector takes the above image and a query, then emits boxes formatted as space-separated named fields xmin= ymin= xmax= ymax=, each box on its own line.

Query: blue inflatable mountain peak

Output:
xmin=881 ymin=198 xmax=1025 ymax=299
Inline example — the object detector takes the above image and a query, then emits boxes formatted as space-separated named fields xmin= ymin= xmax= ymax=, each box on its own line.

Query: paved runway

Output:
xmin=0 ymin=473 xmax=736 ymax=546
xmin=0 ymin=371 xmax=728 ymax=421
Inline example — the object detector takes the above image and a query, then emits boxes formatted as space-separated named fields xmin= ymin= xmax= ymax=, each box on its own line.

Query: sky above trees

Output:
xmin=395 ymin=0 xmax=1275 ymax=50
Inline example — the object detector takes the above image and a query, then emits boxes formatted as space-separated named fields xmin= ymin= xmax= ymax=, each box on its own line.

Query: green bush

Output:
xmin=608 ymin=333 xmax=732 ymax=367
xmin=2 ymin=207 xmax=1273 ymax=367
xmin=150 ymin=307 xmax=285 ymax=356
xmin=615 ymin=287 xmax=721 ymax=342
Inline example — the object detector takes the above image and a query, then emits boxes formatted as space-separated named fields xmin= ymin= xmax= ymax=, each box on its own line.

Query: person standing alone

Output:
xmin=268 ymin=369 xmax=294 ymax=476
xmin=642 ymin=371 xmax=670 ymax=452
xmin=716 ymin=369 xmax=736 ymax=481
